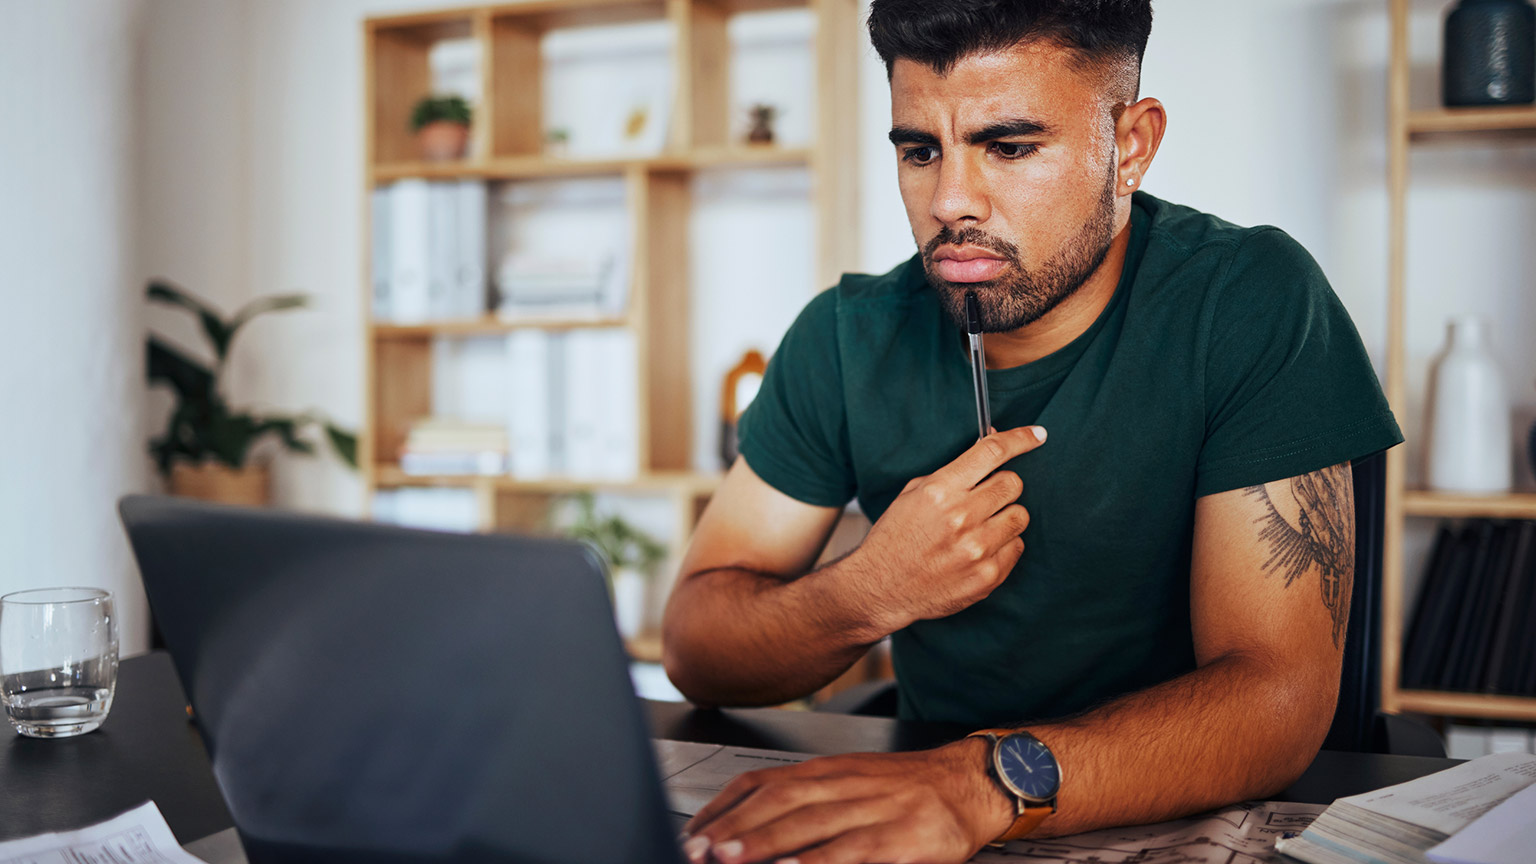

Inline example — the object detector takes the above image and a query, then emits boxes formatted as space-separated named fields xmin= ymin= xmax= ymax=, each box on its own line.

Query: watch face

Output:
xmin=995 ymin=734 xmax=1061 ymax=802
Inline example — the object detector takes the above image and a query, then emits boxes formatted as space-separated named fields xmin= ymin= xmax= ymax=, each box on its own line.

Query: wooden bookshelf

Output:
xmin=1383 ymin=0 xmax=1536 ymax=724
xmin=1408 ymin=106 xmax=1536 ymax=140
xmin=1402 ymin=491 xmax=1536 ymax=521
xmin=361 ymin=0 xmax=859 ymax=610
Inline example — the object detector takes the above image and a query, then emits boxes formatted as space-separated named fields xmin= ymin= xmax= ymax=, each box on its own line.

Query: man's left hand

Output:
xmin=681 ymin=738 xmax=1014 ymax=864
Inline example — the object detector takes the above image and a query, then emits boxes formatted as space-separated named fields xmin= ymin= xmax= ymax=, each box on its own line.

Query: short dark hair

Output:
xmin=867 ymin=0 xmax=1153 ymax=86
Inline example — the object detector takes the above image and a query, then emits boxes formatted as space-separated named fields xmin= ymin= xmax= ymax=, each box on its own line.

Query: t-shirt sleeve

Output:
xmin=736 ymin=287 xmax=858 ymax=507
xmin=1195 ymin=229 xmax=1403 ymax=497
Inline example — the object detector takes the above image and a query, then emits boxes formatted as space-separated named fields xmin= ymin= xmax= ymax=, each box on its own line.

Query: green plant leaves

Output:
xmin=410 ymin=94 xmax=473 ymax=131
xmin=144 ymin=280 xmax=357 ymax=478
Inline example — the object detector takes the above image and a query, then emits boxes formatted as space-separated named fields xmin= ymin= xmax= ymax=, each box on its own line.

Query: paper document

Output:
xmin=653 ymin=740 xmax=1324 ymax=864
xmin=1427 ymin=781 xmax=1536 ymax=864
xmin=0 ymin=801 xmax=208 ymax=864
xmin=1275 ymin=752 xmax=1536 ymax=864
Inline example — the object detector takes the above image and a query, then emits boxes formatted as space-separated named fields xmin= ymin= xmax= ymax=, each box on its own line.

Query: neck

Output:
xmin=981 ymin=212 xmax=1134 ymax=370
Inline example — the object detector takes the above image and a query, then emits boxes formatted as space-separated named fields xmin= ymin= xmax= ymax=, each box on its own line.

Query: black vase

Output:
xmin=1444 ymin=0 xmax=1536 ymax=106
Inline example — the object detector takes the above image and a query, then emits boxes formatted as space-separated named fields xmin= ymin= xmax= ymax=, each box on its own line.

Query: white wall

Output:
xmin=140 ymin=0 xmax=1536 ymax=613
xmin=0 ymin=0 xmax=151 ymax=654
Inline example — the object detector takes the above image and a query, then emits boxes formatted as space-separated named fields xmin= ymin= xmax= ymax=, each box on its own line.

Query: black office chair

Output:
xmin=818 ymin=451 xmax=1446 ymax=758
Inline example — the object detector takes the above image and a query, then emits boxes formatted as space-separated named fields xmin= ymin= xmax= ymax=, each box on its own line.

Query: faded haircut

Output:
xmin=867 ymin=0 xmax=1153 ymax=98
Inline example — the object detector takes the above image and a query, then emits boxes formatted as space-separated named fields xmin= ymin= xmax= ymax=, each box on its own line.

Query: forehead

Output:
xmin=889 ymin=41 xmax=1102 ymax=131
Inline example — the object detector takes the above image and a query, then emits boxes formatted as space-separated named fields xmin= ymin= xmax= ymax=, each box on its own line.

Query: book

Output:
xmin=1481 ymin=520 xmax=1534 ymax=693
xmin=455 ymin=179 xmax=487 ymax=319
xmin=388 ymin=179 xmax=432 ymax=324
xmin=370 ymin=187 xmax=391 ymax=321
xmin=1405 ymin=523 xmax=1477 ymax=690
xmin=506 ymin=329 xmax=554 ymax=479
xmin=1456 ymin=522 xmax=1520 ymax=691
xmin=598 ymin=329 xmax=639 ymax=480
xmin=1437 ymin=520 xmax=1499 ymax=691
xmin=427 ymin=181 xmax=459 ymax=320
xmin=1273 ymin=752 xmax=1536 ymax=864
xmin=1515 ymin=548 xmax=1536 ymax=694
xmin=563 ymin=328 xmax=605 ymax=478
xmin=1403 ymin=524 xmax=1456 ymax=689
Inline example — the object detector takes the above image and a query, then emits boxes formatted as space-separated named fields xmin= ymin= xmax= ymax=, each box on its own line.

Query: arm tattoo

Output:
xmin=1241 ymin=464 xmax=1354 ymax=649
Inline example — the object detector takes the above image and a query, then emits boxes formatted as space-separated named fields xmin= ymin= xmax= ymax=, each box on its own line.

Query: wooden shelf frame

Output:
xmin=361 ymin=0 xmax=860 ymax=574
xmin=1382 ymin=0 xmax=1536 ymax=724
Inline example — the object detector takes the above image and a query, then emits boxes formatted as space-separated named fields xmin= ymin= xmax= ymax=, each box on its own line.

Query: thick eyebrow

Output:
xmin=888 ymin=126 xmax=939 ymax=146
xmin=965 ymin=118 xmax=1053 ymax=145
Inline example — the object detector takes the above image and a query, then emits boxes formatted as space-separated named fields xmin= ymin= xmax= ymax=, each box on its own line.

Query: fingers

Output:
xmin=940 ymin=426 xmax=1047 ymax=489
xmin=700 ymin=799 xmax=888 ymax=864
xmin=687 ymin=773 xmax=872 ymax=857
xmin=973 ymin=470 xmax=1023 ymax=515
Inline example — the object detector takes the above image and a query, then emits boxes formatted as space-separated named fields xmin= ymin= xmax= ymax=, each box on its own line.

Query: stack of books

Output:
xmin=1401 ymin=520 xmax=1536 ymax=695
xmin=371 ymin=179 xmax=488 ymax=323
xmin=398 ymin=418 xmax=508 ymax=476
xmin=495 ymin=252 xmax=627 ymax=321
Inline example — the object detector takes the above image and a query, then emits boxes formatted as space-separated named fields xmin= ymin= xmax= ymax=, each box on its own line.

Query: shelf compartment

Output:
xmin=1395 ymin=689 xmax=1536 ymax=722
xmin=370 ymin=147 xmax=810 ymax=182
xmin=1402 ymin=490 xmax=1536 ymax=520
xmin=1408 ymin=106 xmax=1536 ymax=140
xmin=373 ymin=315 xmax=631 ymax=339
xmin=491 ymin=0 xmax=668 ymax=31
xmin=367 ymin=14 xmax=482 ymax=166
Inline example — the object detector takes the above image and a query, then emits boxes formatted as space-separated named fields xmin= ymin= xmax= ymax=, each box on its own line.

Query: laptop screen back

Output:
xmin=119 ymin=495 xmax=682 ymax=864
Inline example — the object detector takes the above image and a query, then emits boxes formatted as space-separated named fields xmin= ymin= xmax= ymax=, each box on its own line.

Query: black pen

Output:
xmin=965 ymin=292 xmax=991 ymax=440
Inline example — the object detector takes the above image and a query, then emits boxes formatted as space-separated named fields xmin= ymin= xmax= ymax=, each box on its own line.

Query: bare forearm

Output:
xmin=662 ymin=557 xmax=892 ymax=707
xmin=1024 ymin=653 xmax=1336 ymax=837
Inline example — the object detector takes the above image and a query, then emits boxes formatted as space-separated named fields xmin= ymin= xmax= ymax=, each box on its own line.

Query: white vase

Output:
xmin=610 ymin=568 xmax=647 ymax=640
xmin=1427 ymin=316 xmax=1512 ymax=494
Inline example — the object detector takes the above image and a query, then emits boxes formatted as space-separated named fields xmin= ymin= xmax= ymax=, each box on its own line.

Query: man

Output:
xmin=662 ymin=2 xmax=1402 ymax=862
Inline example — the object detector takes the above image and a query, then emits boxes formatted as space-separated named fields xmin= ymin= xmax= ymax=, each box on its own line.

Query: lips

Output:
xmin=932 ymin=247 xmax=1009 ymax=283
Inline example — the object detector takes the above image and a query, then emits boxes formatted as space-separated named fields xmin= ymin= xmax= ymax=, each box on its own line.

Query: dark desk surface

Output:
xmin=1 ymin=653 xmax=1459 ymax=843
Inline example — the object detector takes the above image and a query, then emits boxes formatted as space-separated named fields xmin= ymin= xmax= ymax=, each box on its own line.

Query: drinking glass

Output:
xmin=0 ymin=587 xmax=119 ymax=737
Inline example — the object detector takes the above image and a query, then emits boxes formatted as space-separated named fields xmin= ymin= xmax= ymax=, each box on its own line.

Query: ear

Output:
xmin=1114 ymin=97 xmax=1166 ymax=197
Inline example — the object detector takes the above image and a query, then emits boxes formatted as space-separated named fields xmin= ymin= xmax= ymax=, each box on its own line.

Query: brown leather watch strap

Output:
xmin=967 ymin=729 xmax=1055 ymax=843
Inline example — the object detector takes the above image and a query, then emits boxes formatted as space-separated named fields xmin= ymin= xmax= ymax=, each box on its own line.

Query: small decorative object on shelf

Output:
xmin=544 ymin=127 xmax=571 ymax=157
xmin=745 ymin=103 xmax=779 ymax=146
xmin=410 ymin=94 xmax=472 ymax=161
xmin=1427 ymin=316 xmax=1512 ymax=494
xmin=562 ymin=493 xmax=667 ymax=640
xmin=719 ymin=349 xmax=767 ymax=469
xmin=1443 ymin=0 xmax=1536 ymax=107
xmin=146 ymin=281 xmax=358 ymax=506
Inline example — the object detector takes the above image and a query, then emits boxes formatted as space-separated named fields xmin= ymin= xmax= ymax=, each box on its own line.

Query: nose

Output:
xmin=930 ymin=151 xmax=991 ymax=227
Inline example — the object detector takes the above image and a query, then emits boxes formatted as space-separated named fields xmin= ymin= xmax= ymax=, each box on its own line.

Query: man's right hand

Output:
xmin=850 ymin=425 xmax=1045 ymax=634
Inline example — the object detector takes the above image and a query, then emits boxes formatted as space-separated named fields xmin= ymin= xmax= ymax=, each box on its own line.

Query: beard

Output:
xmin=921 ymin=167 xmax=1119 ymax=334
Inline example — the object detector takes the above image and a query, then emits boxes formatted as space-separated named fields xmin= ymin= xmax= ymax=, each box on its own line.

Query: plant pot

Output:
xmin=170 ymin=462 xmax=270 ymax=507
xmin=610 ymin=567 xmax=647 ymax=640
xmin=417 ymin=121 xmax=469 ymax=161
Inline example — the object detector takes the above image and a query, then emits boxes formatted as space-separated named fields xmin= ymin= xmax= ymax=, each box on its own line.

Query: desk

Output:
xmin=1 ymin=653 xmax=1459 ymax=844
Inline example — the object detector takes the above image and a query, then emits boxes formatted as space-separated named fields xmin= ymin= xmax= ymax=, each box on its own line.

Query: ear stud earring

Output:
xmin=1126 ymin=178 xmax=1137 ymax=187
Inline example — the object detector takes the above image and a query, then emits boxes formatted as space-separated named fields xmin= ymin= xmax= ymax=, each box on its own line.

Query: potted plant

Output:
xmin=410 ymin=94 xmax=472 ymax=161
xmin=562 ymin=493 xmax=667 ymax=639
xmin=146 ymin=281 xmax=358 ymax=506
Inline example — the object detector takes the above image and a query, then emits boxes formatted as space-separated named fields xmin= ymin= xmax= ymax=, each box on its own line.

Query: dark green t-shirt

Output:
xmin=736 ymin=192 xmax=1403 ymax=727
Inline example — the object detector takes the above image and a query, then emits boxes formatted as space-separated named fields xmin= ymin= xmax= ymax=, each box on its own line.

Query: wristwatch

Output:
xmin=966 ymin=728 xmax=1061 ymax=843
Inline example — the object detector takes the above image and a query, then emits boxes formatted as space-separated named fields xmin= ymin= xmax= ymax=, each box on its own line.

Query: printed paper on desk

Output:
xmin=1428 ymin=781 xmax=1536 ymax=864
xmin=0 ymin=801 xmax=207 ymax=864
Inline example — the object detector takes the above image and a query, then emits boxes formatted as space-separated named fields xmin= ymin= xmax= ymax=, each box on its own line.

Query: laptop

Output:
xmin=119 ymin=494 xmax=684 ymax=864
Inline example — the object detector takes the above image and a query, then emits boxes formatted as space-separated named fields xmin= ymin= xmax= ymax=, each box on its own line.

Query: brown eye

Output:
xmin=902 ymin=146 xmax=938 ymax=166
xmin=991 ymin=142 xmax=1039 ymax=159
